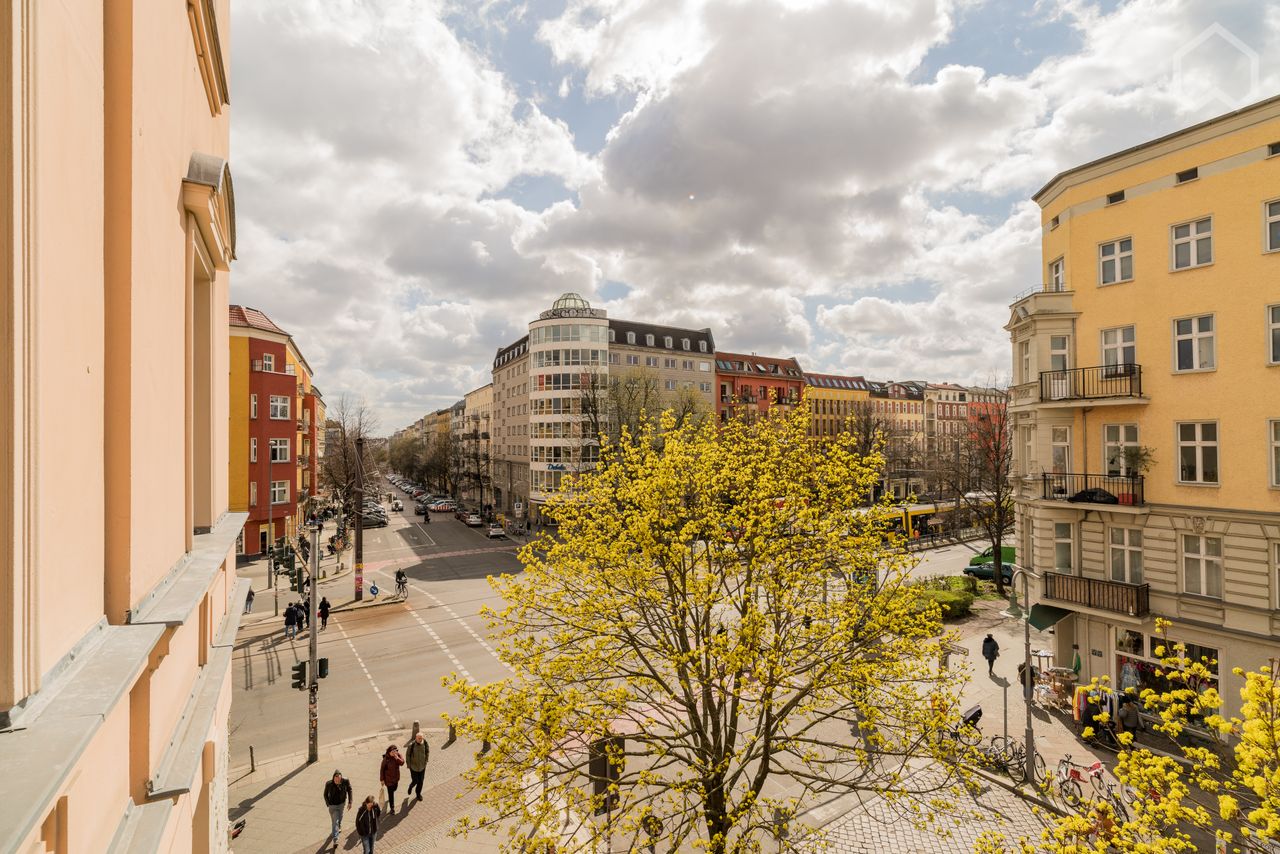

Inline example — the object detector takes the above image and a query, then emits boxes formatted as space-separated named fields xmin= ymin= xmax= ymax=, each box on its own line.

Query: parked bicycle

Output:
xmin=940 ymin=704 xmax=983 ymax=748
xmin=986 ymin=736 xmax=1045 ymax=786
xmin=1056 ymin=754 xmax=1107 ymax=808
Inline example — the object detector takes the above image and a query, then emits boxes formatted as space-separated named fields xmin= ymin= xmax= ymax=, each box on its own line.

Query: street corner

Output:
xmin=331 ymin=592 xmax=406 ymax=613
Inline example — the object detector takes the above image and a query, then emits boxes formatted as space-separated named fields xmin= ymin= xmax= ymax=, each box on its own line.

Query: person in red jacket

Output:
xmin=379 ymin=744 xmax=404 ymax=813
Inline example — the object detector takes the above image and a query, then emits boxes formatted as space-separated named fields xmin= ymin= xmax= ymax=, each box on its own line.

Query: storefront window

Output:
xmin=1115 ymin=630 xmax=1218 ymax=727
xmin=1115 ymin=629 xmax=1144 ymax=655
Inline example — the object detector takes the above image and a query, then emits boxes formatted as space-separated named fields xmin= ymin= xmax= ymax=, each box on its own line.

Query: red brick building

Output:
xmin=714 ymin=352 xmax=806 ymax=421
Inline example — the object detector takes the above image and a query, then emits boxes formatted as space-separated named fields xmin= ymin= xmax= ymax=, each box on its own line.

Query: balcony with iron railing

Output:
xmin=1037 ymin=364 xmax=1145 ymax=406
xmin=1041 ymin=472 xmax=1144 ymax=506
xmin=1043 ymin=571 xmax=1149 ymax=618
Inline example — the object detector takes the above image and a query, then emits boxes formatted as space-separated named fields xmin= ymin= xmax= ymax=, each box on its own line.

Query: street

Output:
xmin=230 ymin=501 xmax=523 ymax=769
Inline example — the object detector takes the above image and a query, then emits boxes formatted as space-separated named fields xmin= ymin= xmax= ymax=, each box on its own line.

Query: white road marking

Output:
xmin=334 ymin=619 xmax=398 ymax=725
xmin=375 ymin=567 xmax=515 ymax=677
xmin=412 ymin=521 xmax=437 ymax=545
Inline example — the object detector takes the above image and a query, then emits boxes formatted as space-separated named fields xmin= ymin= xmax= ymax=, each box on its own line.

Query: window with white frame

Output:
xmin=1051 ymin=426 xmax=1071 ymax=473
xmin=664 ymin=336 xmax=673 ymax=348
xmin=1269 ymin=305 xmax=1280 ymax=365
xmin=269 ymin=395 xmax=290 ymax=419
xmin=1183 ymin=534 xmax=1222 ymax=598
xmin=1173 ymin=315 xmax=1215 ymax=371
xmin=1177 ymin=422 xmax=1218 ymax=484
xmin=1275 ymin=543 xmax=1280 ymax=610
xmin=1049 ymin=336 xmax=1069 ymax=372
xmin=250 ymin=437 xmax=258 ymax=463
xmin=1023 ymin=427 xmax=1034 ymax=475
xmin=664 ymin=379 xmax=677 ymax=391
xmin=269 ymin=437 xmax=290 ymax=463
xmin=645 ymin=356 xmax=659 ymax=367
xmin=250 ymin=393 xmax=258 ymax=419
xmin=1099 ymin=238 xmax=1133 ymax=284
xmin=263 ymin=353 xmax=276 ymax=372
xmin=1101 ymin=326 xmax=1136 ymax=375
xmin=1054 ymin=522 xmax=1074 ymax=574
xmin=249 ymin=481 xmax=257 ymax=507
xmin=1049 ymin=257 xmax=1065 ymax=291
xmin=1172 ymin=218 xmax=1212 ymax=269
xmin=699 ymin=341 xmax=707 ymax=352
xmin=271 ymin=480 xmax=289 ymax=505
xmin=1110 ymin=528 xmax=1143 ymax=584
xmin=1103 ymin=424 xmax=1139 ymax=476
xmin=1267 ymin=200 xmax=1280 ymax=252
xmin=626 ymin=332 xmax=636 ymax=344
xmin=1270 ymin=420 xmax=1280 ymax=487
xmin=645 ymin=334 xmax=655 ymax=346
xmin=682 ymin=338 xmax=690 ymax=350
xmin=1019 ymin=341 xmax=1031 ymax=384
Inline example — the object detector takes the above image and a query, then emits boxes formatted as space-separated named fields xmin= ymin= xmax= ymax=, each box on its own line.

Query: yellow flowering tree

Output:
xmin=978 ymin=618 xmax=1280 ymax=853
xmin=447 ymin=404 xmax=974 ymax=853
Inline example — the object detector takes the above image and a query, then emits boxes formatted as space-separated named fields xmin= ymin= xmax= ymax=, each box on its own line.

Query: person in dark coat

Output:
xmin=300 ymin=597 xmax=311 ymax=630
xmin=319 ymin=597 xmax=331 ymax=631
xmin=355 ymin=794 xmax=380 ymax=853
xmin=323 ymin=770 xmax=353 ymax=849
xmin=283 ymin=602 xmax=298 ymax=641
xmin=981 ymin=634 xmax=1000 ymax=676
xmin=404 ymin=732 xmax=429 ymax=801
xmin=379 ymin=745 xmax=404 ymax=812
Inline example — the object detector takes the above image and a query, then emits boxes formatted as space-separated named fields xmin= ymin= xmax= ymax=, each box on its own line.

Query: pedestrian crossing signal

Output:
xmin=291 ymin=661 xmax=307 ymax=690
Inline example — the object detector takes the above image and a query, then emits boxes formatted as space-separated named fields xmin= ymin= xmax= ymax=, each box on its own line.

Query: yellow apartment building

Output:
xmin=804 ymin=372 xmax=871 ymax=437
xmin=1007 ymin=94 xmax=1280 ymax=723
xmin=1 ymin=0 xmax=244 ymax=851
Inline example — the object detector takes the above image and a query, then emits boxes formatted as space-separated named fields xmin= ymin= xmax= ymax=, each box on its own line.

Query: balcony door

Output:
xmin=1104 ymin=424 xmax=1138 ymax=476
xmin=1047 ymin=336 xmax=1071 ymax=398
xmin=1050 ymin=426 xmax=1071 ymax=474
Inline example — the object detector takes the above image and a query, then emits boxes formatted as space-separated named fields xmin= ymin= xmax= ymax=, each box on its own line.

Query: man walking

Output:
xmin=283 ymin=602 xmax=298 ymax=641
xmin=244 ymin=587 xmax=255 ymax=614
xmin=323 ymin=769 xmax=353 ymax=849
xmin=301 ymin=596 xmax=311 ymax=631
xmin=981 ymin=633 xmax=1000 ymax=676
xmin=319 ymin=597 xmax=331 ymax=631
xmin=405 ymin=732 xmax=429 ymax=801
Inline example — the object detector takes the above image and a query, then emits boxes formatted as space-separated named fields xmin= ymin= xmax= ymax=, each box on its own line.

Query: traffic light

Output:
xmin=291 ymin=661 xmax=307 ymax=690
xmin=317 ymin=657 xmax=329 ymax=679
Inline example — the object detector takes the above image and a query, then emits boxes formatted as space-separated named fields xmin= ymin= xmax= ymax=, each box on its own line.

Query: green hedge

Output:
xmin=919 ymin=588 xmax=975 ymax=619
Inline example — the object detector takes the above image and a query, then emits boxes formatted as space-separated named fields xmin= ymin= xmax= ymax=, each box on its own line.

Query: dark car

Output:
xmin=356 ymin=513 xmax=388 ymax=529
xmin=963 ymin=562 xmax=1013 ymax=583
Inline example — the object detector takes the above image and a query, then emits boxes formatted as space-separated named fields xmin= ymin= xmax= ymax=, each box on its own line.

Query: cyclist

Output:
xmin=395 ymin=569 xmax=408 ymax=598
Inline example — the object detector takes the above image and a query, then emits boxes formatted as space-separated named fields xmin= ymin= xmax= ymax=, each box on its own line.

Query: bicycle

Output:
xmin=1056 ymin=754 xmax=1107 ymax=808
xmin=940 ymin=704 xmax=983 ymax=748
xmin=988 ymin=736 xmax=1042 ymax=786
xmin=395 ymin=577 xmax=409 ymax=599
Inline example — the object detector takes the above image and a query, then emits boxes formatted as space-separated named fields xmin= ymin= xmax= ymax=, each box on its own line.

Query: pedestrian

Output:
xmin=379 ymin=744 xmax=404 ymax=812
xmin=319 ymin=597 xmax=331 ymax=631
xmin=323 ymin=770 xmax=353 ymax=849
xmin=405 ymin=732 xmax=429 ymax=802
xmin=284 ymin=602 xmax=298 ymax=641
xmin=981 ymin=633 xmax=1000 ymax=676
xmin=355 ymin=795 xmax=380 ymax=854
xmin=244 ymin=587 xmax=255 ymax=614
xmin=301 ymin=597 xmax=311 ymax=630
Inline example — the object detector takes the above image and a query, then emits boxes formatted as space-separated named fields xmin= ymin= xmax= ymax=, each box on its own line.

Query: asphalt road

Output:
xmin=229 ymin=499 xmax=524 ymax=768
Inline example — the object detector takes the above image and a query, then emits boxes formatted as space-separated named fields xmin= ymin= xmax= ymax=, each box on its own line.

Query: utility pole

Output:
xmin=354 ymin=435 xmax=365 ymax=601
xmin=308 ymin=522 xmax=320 ymax=763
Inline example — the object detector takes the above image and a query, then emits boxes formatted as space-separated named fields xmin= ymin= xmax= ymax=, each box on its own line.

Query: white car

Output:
xmin=484 ymin=523 xmax=506 ymax=539
xmin=464 ymin=513 xmax=483 ymax=527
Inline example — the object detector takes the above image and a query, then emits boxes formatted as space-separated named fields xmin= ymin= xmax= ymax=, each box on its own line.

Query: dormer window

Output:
xmin=608 ymin=329 xmax=615 ymax=342
xmin=664 ymin=336 xmax=673 ymax=348
xmin=627 ymin=331 xmax=636 ymax=344
xmin=645 ymin=334 xmax=655 ymax=347
xmin=699 ymin=341 xmax=707 ymax=352
xmin=1106 ymin=190 xmax=1125 ymax=205
xmin=1176 ymin=167 xmax=1198 ymax=184
xmin=682 ymin=338 xmax=690 ymax=350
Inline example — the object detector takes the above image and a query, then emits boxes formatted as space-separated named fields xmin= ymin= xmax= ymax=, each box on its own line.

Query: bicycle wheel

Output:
xmin=1003 ymin=743 xmax=1028 ymax=786
xmin=1032 ymin=752 xmax=1047 ymax=786
xmin=1090 ymin=773 xmax=1108 ymax=801
xmin=957 ymin=724 xmax=981 ymax=747
xmin=1109 ymin=792 xmax=1129 ymax=823
xmin=1059 ymin=778 xmax=1084 ymax=809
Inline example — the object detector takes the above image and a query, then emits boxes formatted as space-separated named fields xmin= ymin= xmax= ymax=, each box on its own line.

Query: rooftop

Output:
xmin=228 ymin=305 xmax=288 ymax=335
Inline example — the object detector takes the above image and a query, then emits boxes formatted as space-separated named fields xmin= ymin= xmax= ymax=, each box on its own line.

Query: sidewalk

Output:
xmin=228 ymin=726 xmax=504 ymax=854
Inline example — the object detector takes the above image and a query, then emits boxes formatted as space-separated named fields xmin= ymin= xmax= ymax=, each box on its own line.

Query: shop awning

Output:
xmin=1028 ymin=603 xmax=1073 ymax=631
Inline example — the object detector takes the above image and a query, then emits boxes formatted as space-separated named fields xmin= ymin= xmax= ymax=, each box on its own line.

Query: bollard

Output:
xmin=250 ymin=745 xmax=256 ymax=773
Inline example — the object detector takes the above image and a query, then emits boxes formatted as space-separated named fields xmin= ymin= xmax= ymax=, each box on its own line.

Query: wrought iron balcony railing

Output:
xmin=1041 ymin=472 xmax=1144 ymax=506
xmin=1039 ymin=364 xmax=1142 ymax=402
xmin=1043 ymin=571 xmax=1150 ymax=618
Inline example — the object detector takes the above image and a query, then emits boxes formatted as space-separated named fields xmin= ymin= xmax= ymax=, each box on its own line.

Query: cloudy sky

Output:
xmin=229 ymin=0 xmax=1278 ymax=432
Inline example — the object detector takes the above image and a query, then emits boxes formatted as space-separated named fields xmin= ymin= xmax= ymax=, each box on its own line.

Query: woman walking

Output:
xmin=379 ymin=744 xmax=404 ymax=813
xmin=355 ymin=795 xmax=380 ymax=853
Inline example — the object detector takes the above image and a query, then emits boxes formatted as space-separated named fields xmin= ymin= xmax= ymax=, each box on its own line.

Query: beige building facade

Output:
xmin=0 ymin=1 xmax=243 ymax=851
xmin=1009 ymin=97 xmax=1280 ymax=723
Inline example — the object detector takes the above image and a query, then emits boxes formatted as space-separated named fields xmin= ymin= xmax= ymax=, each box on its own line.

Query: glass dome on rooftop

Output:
xmin=551 ymin=292 xmax=591 ymax=311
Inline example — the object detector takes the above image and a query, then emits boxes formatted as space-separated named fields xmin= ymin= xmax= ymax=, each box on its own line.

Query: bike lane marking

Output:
xmin=334 ymin=618 xmax=398 ymax=726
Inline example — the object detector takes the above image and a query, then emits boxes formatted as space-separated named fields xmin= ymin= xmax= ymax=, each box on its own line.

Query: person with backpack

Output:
xmin=355 ymin=795 xmax=380 ymax=853
xmin=981 ymin=633 xmax=1000 ymax=676
xmin=283 ymin=602 xmax=298 ymax=641
xmin=405 ymin=732 xmax=429 ymax=801
xmin=322 ymin=770 xmax=353 ymax=849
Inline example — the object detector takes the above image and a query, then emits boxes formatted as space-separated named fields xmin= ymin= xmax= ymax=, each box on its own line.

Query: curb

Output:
xmin=966 ymin=764 xmax=1069 ymax=818
xmin=228 ymin=725 xmax=450 ymax=781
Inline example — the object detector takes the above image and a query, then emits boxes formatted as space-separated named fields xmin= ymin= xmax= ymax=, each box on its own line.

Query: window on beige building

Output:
xmin=1054 ymin=522 xmax=1074 ymax=574
xmin=1183 ymin=534 xmax=1222 ymax=598
xmin=1099 ymin=238 xmax=1133 ymax=285
xmin=1268 ymin=305 xmax=1280 ymax=364
xmin=1101 ymin=326 xmax=1135 ymax=374
xmin=1266 ymin=200 xmax=1280 ymax=252
xmin=1110 ymin=528 xmax=1143 ymax=584
xmin=1270 ymin=420 xmax=1280 ymax=487
xmin=1177 ymin=422 xmax=1218 ymax=484
xmin=1173 ymin=315 xmax=1214 ymax=372
xmin=1171 ymin=217 xmax=1212 ymax=269
xmin=1103 ymin=424 xmax=1138 ymax=476
xmin=1050 ymin=426 xmax=1071 ymax=473
xmin=1049 ymin=257 xmax=1065 ymax=290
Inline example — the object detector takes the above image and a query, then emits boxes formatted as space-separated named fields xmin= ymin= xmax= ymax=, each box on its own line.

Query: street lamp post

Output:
xmin=1003 ymin=564 xmax=1042 ymax=784
xmin=354 ymin=435 xmax=365 ymax=602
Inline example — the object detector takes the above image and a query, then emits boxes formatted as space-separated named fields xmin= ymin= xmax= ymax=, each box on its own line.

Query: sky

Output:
xmin=229 ymin=0 xmax=1279 ymax=433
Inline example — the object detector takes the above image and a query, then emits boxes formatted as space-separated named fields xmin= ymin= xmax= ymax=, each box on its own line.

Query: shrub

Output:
xmin=919 ymin=588 xmax=974 ymax=620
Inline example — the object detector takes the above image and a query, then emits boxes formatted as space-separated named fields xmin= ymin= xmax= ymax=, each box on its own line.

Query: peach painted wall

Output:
xmin=31 ymin=0 xmax=107 ymax=680
xmin=123 ymin=0 xmax=231 ymax=609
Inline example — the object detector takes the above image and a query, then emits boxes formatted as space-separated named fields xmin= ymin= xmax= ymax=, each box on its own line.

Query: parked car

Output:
xmin=962 ymin=562 xmax=1013 ymax=583
xmin=354 ymin=513 xmax=388 ymax=529
xmin=484 ymin=523 xmax=506 ymax=539
xmin=968 ymin=545 xmax=1016 ymax=567
xmin=463 ymin=513 xmax=483 ymax=527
